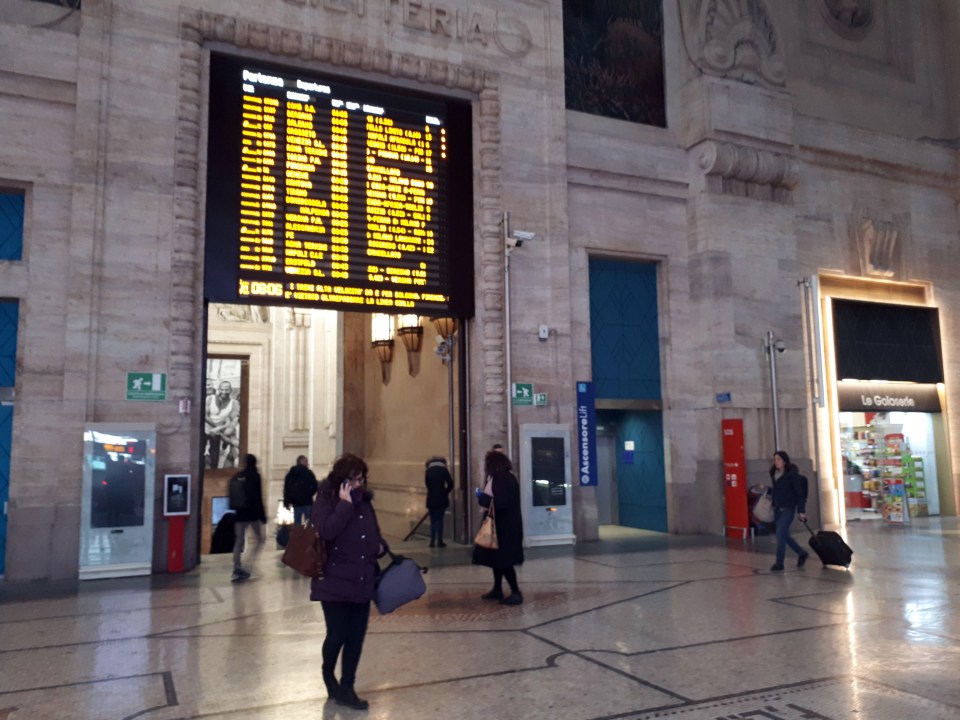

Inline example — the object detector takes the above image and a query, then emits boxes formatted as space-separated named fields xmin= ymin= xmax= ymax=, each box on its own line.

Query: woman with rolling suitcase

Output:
xmin=769 ymin=450 xmax=810 ymax=572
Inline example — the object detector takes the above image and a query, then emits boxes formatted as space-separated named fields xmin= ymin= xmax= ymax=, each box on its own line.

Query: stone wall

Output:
xmin=1 ymin=0 xmax=959 ymax=579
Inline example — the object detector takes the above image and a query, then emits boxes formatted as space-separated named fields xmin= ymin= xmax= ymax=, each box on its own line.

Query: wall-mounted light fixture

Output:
xmin=397 ymin=314 xmax=423 ymax=376
xmin=371 ymin=313 xmax=395 ymax=383
xmin=432 ymin=317 xmax=457 ymax=367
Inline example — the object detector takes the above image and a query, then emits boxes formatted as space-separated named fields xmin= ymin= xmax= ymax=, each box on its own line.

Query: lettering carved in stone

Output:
xmin=686 ymin=0 xmax=786 ymax=88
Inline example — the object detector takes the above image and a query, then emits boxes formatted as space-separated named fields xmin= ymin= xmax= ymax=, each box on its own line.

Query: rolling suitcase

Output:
xmin=802 ymin=519 xmax=852 ymax=568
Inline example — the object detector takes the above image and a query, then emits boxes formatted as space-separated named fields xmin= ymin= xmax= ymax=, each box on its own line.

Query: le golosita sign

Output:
xmin=837 ymin=382 xmax=941 ymax=413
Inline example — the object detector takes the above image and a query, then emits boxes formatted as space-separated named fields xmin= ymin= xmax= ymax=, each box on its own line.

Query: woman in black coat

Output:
xmin=769 ymin=450 xmax=809 ymax=572
xmin=473 ymin=449 xmax=524 ymax=605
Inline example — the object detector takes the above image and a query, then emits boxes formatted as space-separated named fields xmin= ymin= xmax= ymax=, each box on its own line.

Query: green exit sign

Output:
xmin=512 ymin=382 xmax=533 ymax=406
xmin=126 ymin=372 xmax=167 ymax=401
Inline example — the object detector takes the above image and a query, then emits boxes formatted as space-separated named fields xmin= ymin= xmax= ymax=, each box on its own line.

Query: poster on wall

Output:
xmin=205 ymin=358 xmax=242 ymax=469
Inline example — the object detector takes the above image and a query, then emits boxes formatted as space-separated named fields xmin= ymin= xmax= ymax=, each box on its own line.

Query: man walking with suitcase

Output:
xmin=769 ymin=451 xmax=810 ymax=572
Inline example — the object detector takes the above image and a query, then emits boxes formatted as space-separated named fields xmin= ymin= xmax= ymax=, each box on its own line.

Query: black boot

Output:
xmin=500 ymin=591 xmax=523 ymax=606
xmin=481 ymin=587 xmax=504 ymax=601
xmin=322 ymin=668 xmax=338 ymax=698
xmin=336 ymin=685 xmax=369 ymax=710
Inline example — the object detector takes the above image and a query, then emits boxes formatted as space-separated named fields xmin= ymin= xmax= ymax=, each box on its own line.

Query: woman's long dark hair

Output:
xmin=485 ymin=449 xmax=513 ymax=477
xmin=770 ymin=450 xmax=793 ymax=477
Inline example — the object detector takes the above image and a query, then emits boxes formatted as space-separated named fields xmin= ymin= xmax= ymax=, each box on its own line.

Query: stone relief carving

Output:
xmin=215 ymin=305 xmax=270 ymax=322
xmin=820 ymin=0 xmax=875 ymax=41
xmin=851 ymin=212 xmax=903 ymax=277
xmin=693 ymin=140 xmax=798 ymax=200
xmin=684 ymin=0 xmax=787 ymax=88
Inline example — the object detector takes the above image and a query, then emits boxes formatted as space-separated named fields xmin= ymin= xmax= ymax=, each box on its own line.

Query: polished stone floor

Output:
xmin=1 ymin=518 xmax=959 ymax=720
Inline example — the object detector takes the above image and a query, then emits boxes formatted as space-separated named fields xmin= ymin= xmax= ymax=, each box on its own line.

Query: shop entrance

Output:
xmin=824 ymin=289 xmax=953 ymax=525
xmin=839 ymin=409 xmax=945 ymax=522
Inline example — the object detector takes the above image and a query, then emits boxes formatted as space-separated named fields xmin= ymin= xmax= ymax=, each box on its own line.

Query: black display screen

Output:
xmin=832 ymin=299 xmax=943 ymax=384
xmin=205 ymin=53 xmax=474 ymax=316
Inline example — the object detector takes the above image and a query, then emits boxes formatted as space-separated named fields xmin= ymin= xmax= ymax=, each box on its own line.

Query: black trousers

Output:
xmin=320 ymin=600 xmax=371 ymax=689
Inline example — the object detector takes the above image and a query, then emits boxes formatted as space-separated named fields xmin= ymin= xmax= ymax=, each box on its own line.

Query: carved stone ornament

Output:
xmin=851 ymin=213 xmax=902 ymax=278
xmin=686 ymin=0 xmax=787 ymax=88
xmin=819 ymin=0 xmax=875 ymax=41
xmin=695 ymin=140 xmax=799 ymax=190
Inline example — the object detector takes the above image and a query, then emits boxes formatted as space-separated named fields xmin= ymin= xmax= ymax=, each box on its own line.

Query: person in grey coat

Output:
xmin=424 ymin=456 xmax=453 ymax=548
xmin=473 ymin=449 xmax=525 ymax=605
xmin=311 ymin=453 xmax=385 ymax=711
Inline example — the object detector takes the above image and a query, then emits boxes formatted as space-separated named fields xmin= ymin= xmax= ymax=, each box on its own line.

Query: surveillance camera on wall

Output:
xmin=508 ymin=230 xmax=537 ymax=248
xmin=775 ymin=340 xmax=786 ymax=353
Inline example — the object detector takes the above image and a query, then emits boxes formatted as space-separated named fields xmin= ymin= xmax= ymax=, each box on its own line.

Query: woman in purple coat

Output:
xmin=311 ymin=453 xmax=385 ymax=710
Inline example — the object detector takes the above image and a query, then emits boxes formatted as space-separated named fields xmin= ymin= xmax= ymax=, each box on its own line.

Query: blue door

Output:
xmin=615 ymin=411 xmax=667 ymax=532
xmin=589 ymin=259 xmax=667 ymax=531
xmin=0 ymin=190 xmax=23 ymax=574
xmin=0 ymin=301 xmax=17 ymax=575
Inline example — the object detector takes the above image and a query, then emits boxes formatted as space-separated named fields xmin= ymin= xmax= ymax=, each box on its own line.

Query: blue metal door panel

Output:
xmin=0 ymin=300 xmax=18 ymax=574
xmin=0 ymin=406 xmax=10 ymax=574
xmin=0 ymin=192 xmax=24 ymax=261
xmin=615 ymin=410 xmax=667 ymax=532
xmin=588 ymin=258 xmax=661 ymax=400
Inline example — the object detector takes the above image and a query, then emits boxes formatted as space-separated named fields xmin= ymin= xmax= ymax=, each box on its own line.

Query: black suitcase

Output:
xmin=802 ymin=520 xmax=852 ymax=568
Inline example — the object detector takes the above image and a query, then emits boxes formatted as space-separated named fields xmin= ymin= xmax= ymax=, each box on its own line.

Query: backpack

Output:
xmin=228 ymin=472 xmax=249 ymax=510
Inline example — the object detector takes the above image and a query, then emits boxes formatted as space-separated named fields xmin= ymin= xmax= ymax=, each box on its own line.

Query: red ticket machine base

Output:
xmin=167 ymin=516 xmax=186 ymax=573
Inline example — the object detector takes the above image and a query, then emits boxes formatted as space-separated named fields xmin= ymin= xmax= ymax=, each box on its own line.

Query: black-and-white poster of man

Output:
xmin=205 ymin=359 xmax=241 ymax=469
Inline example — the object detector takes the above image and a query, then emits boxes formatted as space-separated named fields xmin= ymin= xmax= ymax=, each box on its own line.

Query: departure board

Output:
xmin=205 ymin=54 xmax=474 ymax=316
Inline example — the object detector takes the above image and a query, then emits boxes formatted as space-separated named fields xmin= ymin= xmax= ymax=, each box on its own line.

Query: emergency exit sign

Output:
xmin=126 ymin=373 xmax=167 ymax=401
xmin=512 ymin=382 xmax=533 ymax=406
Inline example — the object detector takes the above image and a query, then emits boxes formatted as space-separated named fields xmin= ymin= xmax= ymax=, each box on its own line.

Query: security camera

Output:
xmin=508 ymin=229 xmax=536 ymax=248
xmin=774 ymin=340 xmax=786 ymax=353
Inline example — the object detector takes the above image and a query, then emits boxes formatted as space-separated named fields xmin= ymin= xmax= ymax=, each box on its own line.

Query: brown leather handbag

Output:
xmin=473 ymin=505 xmax=498 ymax=549
xmin=281 ymin=523 xmax=327 ymax=578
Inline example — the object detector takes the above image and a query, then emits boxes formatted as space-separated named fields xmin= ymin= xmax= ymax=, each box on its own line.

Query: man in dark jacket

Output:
xmin=284 ymin=455 xmax=319 ymax=525
xmin=231 ymin=454 xmax=267 ymax=581
xmin=424 ymin=456 xmax=454 ymax=548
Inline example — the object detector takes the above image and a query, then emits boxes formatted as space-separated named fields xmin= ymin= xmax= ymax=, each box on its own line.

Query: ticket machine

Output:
xmin=519 ymin=423 xmax=575 ymax=546
xmin=80 ymin=424 xmax=156 ymax=579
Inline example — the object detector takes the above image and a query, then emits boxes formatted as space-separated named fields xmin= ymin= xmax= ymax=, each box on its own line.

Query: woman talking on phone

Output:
xmin=311 ymin=453 xmax=385 ymax=711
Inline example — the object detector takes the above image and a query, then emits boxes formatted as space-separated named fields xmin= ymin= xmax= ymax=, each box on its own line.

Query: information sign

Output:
xmin=575 ymin=381 xmax=597 ymax=486
xmin=205 ymin=54 xmax=474 ymax=316
xmin=163 ymin=474 xmax=191 ymax=517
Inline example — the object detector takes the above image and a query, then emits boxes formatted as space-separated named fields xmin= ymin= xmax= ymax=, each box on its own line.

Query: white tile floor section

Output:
xmin=1 ymin=519 xmax=958 ymax=719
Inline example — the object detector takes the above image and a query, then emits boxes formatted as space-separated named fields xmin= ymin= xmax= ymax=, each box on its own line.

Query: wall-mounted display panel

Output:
xmin=205 ymin=53 xmax=474 ymax=317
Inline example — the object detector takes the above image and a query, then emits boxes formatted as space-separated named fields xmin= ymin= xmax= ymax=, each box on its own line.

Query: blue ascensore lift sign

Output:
xmin=576 ymin=381 xmax=597 ymax=487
